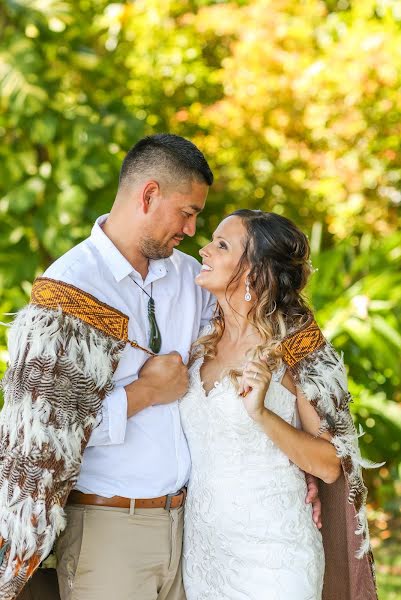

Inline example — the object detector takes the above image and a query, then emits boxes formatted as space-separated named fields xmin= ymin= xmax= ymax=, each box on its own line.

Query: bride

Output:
xmin=179 ymin=210 xmax=341 ymax=600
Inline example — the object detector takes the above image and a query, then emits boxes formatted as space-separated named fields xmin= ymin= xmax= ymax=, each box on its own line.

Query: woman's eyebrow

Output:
xmin=213 ymin=235 xmax=231 ymax=245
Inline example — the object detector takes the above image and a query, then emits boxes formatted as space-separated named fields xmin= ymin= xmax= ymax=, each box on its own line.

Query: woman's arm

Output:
xmin=261 ymin=386 xmax=341 ymax=484
xmin=240 ymin=363 xmax=341 ymax=484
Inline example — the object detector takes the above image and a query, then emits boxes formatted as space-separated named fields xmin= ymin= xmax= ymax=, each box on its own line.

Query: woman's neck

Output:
xmin=216 ymin=294 xmax=260 ymax=346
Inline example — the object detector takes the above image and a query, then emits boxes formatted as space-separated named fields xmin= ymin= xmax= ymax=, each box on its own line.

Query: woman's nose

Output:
xmin=199 ymin=244 xmax=210 ymax=258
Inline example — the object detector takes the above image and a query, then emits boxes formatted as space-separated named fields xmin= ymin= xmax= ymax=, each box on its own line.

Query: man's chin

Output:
xmin=163 ymin=246 xmax=175 ymax=258
xmin=141 ymin=240 xmax=175 ymax=260
xmin=147 ymin=248 xmax=174 ymax=259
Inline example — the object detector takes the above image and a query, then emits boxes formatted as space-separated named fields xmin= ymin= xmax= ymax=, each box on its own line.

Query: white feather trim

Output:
xmin=0 ymin=304 xmax=124 ymax=592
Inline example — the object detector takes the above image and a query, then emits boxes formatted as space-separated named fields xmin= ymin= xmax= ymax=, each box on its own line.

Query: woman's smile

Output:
xmin=200 ymin=263 xmax=213 ymax=271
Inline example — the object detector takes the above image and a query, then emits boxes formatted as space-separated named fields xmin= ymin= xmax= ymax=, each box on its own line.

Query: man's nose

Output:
xmin=183 ymin=218 xmax=196 ymax=238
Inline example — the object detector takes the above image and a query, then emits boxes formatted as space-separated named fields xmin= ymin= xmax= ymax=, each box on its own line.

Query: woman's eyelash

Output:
xmin=218 ymin=242 xmax=227 ymax=249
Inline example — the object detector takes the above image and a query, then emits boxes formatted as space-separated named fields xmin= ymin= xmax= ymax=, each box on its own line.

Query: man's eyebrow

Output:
xmin=187 ymin=205 xmax=203 ymax=213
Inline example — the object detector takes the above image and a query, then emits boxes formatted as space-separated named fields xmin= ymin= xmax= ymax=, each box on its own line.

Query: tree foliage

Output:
xmin=1 ymin=0 xmax=400 ymax=566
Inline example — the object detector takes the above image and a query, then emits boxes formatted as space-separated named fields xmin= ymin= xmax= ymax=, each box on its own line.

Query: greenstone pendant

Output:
xmin=148 ymin=297 xmax=162 ymax=353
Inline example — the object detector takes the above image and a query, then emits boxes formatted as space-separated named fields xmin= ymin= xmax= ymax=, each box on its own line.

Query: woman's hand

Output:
xmin=239 ymin=360 xmax=272 ymax=423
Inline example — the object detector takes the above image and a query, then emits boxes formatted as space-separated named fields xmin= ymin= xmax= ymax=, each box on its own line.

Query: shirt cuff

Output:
xmin=86 ymin=386 xmax=128 ymax=447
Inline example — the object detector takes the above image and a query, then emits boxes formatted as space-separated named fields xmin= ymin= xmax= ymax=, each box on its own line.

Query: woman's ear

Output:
xmin=244 ymin=267 xmax=252 ymax=284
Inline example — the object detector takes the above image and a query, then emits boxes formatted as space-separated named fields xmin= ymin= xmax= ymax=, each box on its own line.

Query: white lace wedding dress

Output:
xmin=179 ymin=356 xmax=325 ymax=600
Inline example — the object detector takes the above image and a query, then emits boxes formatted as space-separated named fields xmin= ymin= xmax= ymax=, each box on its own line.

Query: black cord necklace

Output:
xmin=131 ymin=279 xmax=162 ymax=353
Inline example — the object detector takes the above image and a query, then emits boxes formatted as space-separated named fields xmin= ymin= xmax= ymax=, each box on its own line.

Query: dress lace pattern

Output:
xmin=179 ymin=357 xmax=325 ymax=600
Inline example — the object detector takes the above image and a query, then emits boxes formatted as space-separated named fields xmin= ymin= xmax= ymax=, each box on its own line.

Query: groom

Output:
xmin=7 ymin=134 xmax=321 ymax=600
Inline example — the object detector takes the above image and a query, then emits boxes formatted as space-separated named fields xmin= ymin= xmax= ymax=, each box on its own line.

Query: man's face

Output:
xmin=140 ymin=180 xmax=209 ymax=259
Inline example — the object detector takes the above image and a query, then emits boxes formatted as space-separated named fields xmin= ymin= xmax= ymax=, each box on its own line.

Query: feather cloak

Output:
xmin=0 ymin=279 xmax=379 ymax=599
xmin=281 ymin=318 xmax=379 ymax=600
xmin=0 ymin=279 xmax=128 ymax=599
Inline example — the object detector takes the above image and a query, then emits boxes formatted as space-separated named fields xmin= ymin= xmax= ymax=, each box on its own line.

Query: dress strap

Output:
xmin=272 ymin=363 xmax=286 ymax=383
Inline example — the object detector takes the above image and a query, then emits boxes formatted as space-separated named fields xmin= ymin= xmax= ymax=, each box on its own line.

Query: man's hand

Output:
xmin=138 ymin=351 xmax=189 ymax=404
xmin=305 ymin=473 xmax=322 ymax=529
xmin=125 ymin=352 xmax=189 ymax=417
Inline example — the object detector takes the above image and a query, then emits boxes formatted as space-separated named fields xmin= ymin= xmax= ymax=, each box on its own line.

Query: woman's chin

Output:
xmin=195 ymin=272 xmax=215 ymax=292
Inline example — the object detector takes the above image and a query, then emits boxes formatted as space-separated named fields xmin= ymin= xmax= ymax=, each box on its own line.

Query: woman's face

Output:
xmin=196 ymin=216 xmax=248 ymax=296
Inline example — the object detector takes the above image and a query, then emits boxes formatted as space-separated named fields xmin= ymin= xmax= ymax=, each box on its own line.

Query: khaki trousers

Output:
xmin=55 ymin=503 xmax=185 ymax=600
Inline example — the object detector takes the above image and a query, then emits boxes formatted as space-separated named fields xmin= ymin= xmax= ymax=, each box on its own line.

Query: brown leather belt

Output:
xmin=68 ymin=488 xmax=187 ymax=510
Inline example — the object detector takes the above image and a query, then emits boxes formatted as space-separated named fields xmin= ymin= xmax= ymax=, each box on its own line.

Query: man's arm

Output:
xmin=200 ymin=287 xmax=216 ymax=329
xmin=88 ymin=352 xmax=189 ymax=446
xmin=125 ymin=352 xmax=189 ymax=416
xmin=86 ymin=387 xmax=128 ymax=447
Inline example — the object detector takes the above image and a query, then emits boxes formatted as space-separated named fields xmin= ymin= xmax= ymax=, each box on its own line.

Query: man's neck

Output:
xmin=102 ymin=218 xmax=149 ymax=280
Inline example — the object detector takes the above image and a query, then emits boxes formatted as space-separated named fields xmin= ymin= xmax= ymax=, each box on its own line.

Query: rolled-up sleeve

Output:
xmin=86 ymin=386 xmax=128 ymax=447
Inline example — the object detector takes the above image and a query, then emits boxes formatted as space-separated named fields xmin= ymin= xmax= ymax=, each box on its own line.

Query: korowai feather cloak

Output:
xmin=0 ymin=278 xmax=379 ymax=599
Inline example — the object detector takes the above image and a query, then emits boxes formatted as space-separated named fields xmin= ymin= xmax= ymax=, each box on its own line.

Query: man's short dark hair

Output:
xmin=119 ymin=133 xmax=214 ymax=190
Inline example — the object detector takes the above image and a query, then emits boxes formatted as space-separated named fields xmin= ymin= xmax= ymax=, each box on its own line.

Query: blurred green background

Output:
xmin=0 ymin=0 xmax=400 ymax=596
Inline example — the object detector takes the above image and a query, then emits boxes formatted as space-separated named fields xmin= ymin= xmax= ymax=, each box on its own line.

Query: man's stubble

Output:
xmin=140 ymin=236 xmax=175 ymax=260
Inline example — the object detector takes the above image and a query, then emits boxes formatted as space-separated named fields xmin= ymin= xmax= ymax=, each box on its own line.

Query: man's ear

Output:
xmin=141 ymin=181 xmax=160 ymax=214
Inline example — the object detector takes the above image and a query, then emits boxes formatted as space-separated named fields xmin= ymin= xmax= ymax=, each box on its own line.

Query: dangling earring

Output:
xmin=245 ymin=278 xmax=252 ymax=302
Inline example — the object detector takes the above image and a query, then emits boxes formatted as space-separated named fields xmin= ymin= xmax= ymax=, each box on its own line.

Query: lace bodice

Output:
xmin=181 ymin=357 xmax=299 ymax=474
xmin=179 ymin=357 xmax=325 ymax=600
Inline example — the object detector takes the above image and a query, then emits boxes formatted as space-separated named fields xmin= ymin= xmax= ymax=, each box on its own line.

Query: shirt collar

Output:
xmin=90 ymin=214 xmax=169 ymax=284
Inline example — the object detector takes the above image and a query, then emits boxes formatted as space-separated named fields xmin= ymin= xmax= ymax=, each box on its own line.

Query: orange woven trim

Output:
xmin=281 ymin=317 xmax=326 ymax=367
xmin=31 ymin=277 xmax=129 ymax=342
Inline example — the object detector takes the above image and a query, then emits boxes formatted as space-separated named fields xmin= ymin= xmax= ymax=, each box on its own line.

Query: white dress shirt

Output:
xmin=44 ymin=215 xmax=214 ymax=498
